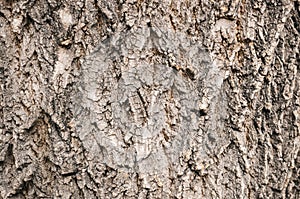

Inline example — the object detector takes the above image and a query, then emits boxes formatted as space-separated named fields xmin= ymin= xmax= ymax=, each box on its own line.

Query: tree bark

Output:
xmin=1 ymin=0 xmax=299 ymax=198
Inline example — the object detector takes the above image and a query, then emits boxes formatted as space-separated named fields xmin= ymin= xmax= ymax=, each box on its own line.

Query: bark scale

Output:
xmin=1 ymin=0 xmax=299 ymax=198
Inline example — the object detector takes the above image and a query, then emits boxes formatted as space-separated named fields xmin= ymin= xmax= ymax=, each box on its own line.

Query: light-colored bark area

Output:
xmin=1 ymin=0 xmax=299 ymax=198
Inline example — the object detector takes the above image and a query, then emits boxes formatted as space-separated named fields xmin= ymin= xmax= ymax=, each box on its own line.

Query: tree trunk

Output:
xmin=1 ymin=0 xmax=299 ymax=198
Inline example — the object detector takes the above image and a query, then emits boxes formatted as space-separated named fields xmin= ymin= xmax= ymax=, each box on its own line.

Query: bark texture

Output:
xmin=1 ymin=0 xmax=300 ymax=198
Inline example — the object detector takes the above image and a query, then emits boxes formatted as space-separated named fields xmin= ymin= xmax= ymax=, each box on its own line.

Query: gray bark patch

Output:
xmin=73 ymin=25 xmax=227 ymax=174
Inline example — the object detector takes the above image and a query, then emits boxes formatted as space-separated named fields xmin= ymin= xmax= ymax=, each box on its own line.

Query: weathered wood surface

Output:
xmin=1 ymin=0 xmax=299 ymax=198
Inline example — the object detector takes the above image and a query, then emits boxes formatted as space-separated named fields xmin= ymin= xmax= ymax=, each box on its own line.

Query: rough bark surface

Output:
xmin=1 ymin=0 xmax=299 ymax=198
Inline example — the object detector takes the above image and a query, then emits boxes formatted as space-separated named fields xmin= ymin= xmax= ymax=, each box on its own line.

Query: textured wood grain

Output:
xmin=1 ymin=0 xmax=299 ymax=198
